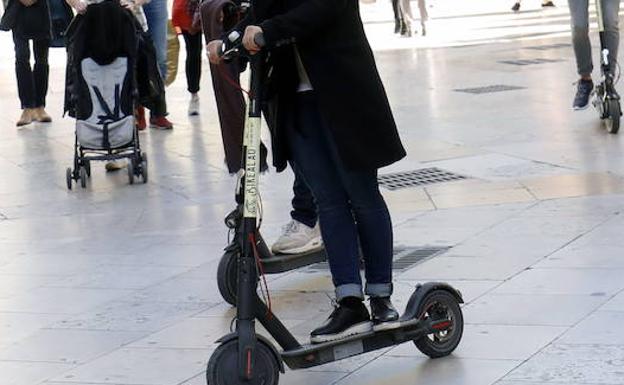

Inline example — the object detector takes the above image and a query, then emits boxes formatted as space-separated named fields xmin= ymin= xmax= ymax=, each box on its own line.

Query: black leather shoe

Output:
xmin=310 ymin=299 xmax=372 ymax=344
xmin=370 ymin=297 xmax=400 ymax=331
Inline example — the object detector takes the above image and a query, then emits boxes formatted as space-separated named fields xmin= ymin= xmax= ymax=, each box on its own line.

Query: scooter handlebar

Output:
xmin=218 ymin=31 xmax=265 ymax=60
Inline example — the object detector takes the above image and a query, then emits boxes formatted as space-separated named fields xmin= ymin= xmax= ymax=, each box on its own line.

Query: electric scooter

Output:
xmin=218 ymin=206 xmax=326 ymax=306
xmin=214 ymin=33 xmax=327 ymax=305
xmin=205 ymin=33 xmax=465 ymax=385
xmin=592 ymin=0 xmax=621 ymax=133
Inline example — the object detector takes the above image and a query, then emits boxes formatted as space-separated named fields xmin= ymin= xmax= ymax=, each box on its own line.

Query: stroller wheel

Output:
xmin=66 ymin=167 xmax=73 ymax=190
xmin=140 ymin=153 xmax=148 ymax=184
xmin=84 ymin=160 xmax=91 ymax=177
xmin=79 ymin=167 xmax=88 ymax=189
xmin=128 ymin=158 xmax=135 ymax=185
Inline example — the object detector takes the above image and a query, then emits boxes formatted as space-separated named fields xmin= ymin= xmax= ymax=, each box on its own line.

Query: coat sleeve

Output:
xmin=259 ymin=0 xmax=350 ymax=46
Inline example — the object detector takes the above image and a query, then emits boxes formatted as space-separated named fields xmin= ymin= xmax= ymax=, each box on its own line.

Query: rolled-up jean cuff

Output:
xmin=365 ymin=283 xmax=393 ymax=298
xmin=335 ymin=284 xmax=364 ymax=301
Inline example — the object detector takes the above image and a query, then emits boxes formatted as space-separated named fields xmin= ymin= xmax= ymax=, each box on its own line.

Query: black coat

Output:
xmin=238 ymin=0 xmax=406 ymax=172
xmin=1 ymin=0 xmax=51 ymax=39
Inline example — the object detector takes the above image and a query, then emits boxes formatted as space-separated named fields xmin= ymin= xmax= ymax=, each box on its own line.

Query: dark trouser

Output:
xmin=288 ymin=92 xmax=393 ymax=301
xmin=13 ymin=33 xmax=49 ymax=109
xmin=392 ymin=0 xmax=402 ymax=22
xmin=568 ymin=0 xmax=620 ymax=76
xmin=290 ymin=163 xmax=317 ymax=228
xmin=182 ymin=31 xmax=202 ymax=94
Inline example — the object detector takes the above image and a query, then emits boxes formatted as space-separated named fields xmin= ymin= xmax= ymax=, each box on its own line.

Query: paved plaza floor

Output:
xmin=1 ymin=1 xmax=624 ymax=384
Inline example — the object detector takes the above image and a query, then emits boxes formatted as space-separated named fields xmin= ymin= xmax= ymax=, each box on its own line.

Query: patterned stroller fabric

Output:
xmin=76 ymin=57 xmax=134 ymax=150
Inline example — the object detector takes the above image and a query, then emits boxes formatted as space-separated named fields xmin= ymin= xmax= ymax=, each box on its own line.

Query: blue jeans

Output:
xmin=288 ymin=92 xmax=393 ymax=301
xmin=143 ymin=0 xmax=168 ymax=79
xmin=290 ymin=163 xmax=317 ymax=228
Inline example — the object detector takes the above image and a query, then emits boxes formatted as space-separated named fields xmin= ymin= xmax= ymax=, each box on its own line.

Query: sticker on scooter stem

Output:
xmin=244 ymin=117 xmax=262 ymax=218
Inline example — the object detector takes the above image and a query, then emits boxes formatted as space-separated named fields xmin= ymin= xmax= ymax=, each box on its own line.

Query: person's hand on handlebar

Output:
xmin=207 ymin=40 xmax=223 ymax=65
xmin=243 ymin=25 xmax=263 ymax=54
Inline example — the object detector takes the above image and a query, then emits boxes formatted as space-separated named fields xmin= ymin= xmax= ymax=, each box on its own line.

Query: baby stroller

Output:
xmin=64 ymin=0 xmax=147 ymax=189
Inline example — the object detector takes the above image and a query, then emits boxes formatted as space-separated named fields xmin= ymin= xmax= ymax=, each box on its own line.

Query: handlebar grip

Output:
xmin=254 ymin=33 xmax=266 ymax=48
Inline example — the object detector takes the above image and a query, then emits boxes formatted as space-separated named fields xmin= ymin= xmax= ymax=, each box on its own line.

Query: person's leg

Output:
xmin=399 ymin=0 xmax=413 ymax=36
xmin=290 ymin=164 xmax=317 ymax=228
xmin=13 ymin=33 xmax=35 ymax=111
xmin=288 ymin=93 xmax=362 ymax=300
xmin=568 ymin=0 xmax=592 ymax=77
xmin=182 ymin=31 xmax=202 ymax=94
xmin=32 ymin=38 xmax=51 ymax=122
xmin=271 ymin=163 xmax=322 ymax=255
xmin=143 ymin=0 xmax=168 ymax=79
xmin=569 ymin=0 xmax=594 ymax=109
xmin=391 ymin=0 xmax=402 ymax=33
xmin=182 ymin=31 xmax=202 ymax=116
xmin=602 ymin=0 xmax=620 ymax=74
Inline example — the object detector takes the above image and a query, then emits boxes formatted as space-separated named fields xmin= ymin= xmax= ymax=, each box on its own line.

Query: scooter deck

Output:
xmin=280 ymin=319 xmax=434 ymax=370
xmin=261 ymin=248 xmax=327 ymax=274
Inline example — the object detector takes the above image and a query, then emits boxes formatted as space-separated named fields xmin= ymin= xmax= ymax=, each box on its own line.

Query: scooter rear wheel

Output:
xmin=606 ymin=99 xmax=621 ymax=134
xmin=206 ymin=339 xmax=280 ymax=385
xmin=217 ymin=250 xmax=238 ymax=306
xmin=413 ymin=290 xmax=463 ymax=358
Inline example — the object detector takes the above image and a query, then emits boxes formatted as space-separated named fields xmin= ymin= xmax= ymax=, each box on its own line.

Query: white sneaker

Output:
xmin=271 ymin=220 xmax=323 ymax=255
xmin=188 ymin=94 xmax=199 ymax=116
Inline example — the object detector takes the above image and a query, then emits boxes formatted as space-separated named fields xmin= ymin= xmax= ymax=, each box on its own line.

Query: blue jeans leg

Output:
xmin=143 ymin=0 xmax=168 ymax=79
xmin=288 ymin=92 xmax=393 ymax=301
xmin=290 ymin=162 xmax=318 ymax=228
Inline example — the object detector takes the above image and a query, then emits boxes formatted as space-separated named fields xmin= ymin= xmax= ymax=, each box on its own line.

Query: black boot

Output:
xmin=394 ymin=19 xmax=402 ymax=34
xmin=370 ymin=297 xmax=400 ymax=331
xmin=310 ymin=297 xmax=372 ymax=344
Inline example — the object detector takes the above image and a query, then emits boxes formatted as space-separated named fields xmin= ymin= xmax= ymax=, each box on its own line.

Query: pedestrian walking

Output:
xmin=172 ymin=0 xmax=202 ymax=116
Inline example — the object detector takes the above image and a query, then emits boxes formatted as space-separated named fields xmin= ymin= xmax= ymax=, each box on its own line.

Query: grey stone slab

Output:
xmin=492 ymin=268 xmax=624 ymax=296
xmin=44 ymin=265 xmax=192 ymax=290
xmin=557 ymin=311 xmax=624 ymax=345
xmin=53 ymin=301 xmax=213 ymax=332
xmin=0 ymin=329 xmax=144 ymax=364
xmin=503 ymin=344 xmax=624 ymax=384
xmin=602 ymin=292 xmax=624 ymax=311
xmin=389 ymin=324 xmax=565 ymax=360
xmin=0 ymin=312 xmax=65 ymax=348
xmin=49 ymin=348 xmax=210 ymax=385
xmin=399 ymin=255 xmax=533 ymax=281
xmin=535 ymin=245 xmax=624 ymax=269
xmin=126 ymin=317 xmax=227 ymax=350
xmin=0 ymin=287 xmax=132 ymax=314
xmin=463 ymin=293 xmax=605 ymax=326
xmin=128 ymin=277 xmax=223 ymax=304
xmin=0 ymin=361 xmax=75 ymax=385
xmin=334 ymin=356 xmax=521 ymax=385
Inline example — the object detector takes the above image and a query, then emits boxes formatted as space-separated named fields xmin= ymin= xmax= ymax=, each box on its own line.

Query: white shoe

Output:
xmin=188 ymin=94 xmax=199 ymax=116
xmin=271 ymin=220 xmax=323 ymax=255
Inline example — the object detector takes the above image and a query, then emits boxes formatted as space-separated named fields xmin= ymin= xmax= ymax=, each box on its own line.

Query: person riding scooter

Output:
xmin=208 ymin=0 xmax=406 ymax=343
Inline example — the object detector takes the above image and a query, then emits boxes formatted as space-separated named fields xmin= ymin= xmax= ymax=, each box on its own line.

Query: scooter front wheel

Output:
xmin=413 ymin=290 xmax=464 ymax=358
xmin=206 ymin=339 xmax=280 ymax=385
xmin=217 ymin=250 xmax=239 ymax=306
xmin=606 ymin=99 xmax=621 ymax=134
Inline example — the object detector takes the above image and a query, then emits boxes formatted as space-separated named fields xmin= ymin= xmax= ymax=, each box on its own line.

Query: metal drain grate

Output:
xmin=499 ymin=58 xmax=564 ymax=66
xmin=307 ymin=246 xmax=450 ymax=272
xmin=525 ymin=43 xmax=571 ymax=51
xmin=378 ymin=167 xmax=468 ymax=191
xmin=455 ymin=84 xmax=525 ymax=94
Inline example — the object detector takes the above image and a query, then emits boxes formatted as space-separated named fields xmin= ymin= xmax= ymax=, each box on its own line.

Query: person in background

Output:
xmin=569 ymin=0 xmax=620 ymax=110
xmin=398 ymin=0 xmax=428 ymax=37
xmin=512 ymin=0 xmax=555 ymax=12
xmin=172 ymin=0 xmax=202 ymax=116
xmin=1 ymin=0 xmax=53 ymax=126
xmin=142 ymin=0 xmax=173 ymax=129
